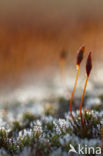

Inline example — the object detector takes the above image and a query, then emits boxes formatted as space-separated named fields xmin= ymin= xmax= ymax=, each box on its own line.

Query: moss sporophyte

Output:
xmin=70 ymin=46 xmax=85 ymax=120
xmin=69 ymin=48 xmax=92 ymax=126
xmin=80 ymin=52 xmax=92 ymax=126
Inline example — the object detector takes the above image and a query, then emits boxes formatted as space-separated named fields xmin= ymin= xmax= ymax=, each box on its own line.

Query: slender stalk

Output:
xmin=69 ymin=46 xmax=85 ymax=120
xmin=80 ymin=76 xmax=89 ymax=125
xmin=70 ymin=65 xmax=80 ymax=120
xmin=80 ymin=51 xmax=92 ymax=126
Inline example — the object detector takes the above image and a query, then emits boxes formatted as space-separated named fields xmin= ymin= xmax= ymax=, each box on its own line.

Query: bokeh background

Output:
xmin=0 ymin=0 xmax=103 ymax=100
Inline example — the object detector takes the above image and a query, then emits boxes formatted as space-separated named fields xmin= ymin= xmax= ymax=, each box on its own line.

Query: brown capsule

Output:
xmin=86 ymin=52 xmax=92 ymax=77
xmin=60 ymin=51 xmax=67 ymax=60
xmin=76 ymin=46 xmax=85 ymax=65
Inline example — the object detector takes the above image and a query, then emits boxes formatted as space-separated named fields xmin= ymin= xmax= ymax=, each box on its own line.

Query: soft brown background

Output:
xmin=0 ymin=0 xmax=103 ymax=93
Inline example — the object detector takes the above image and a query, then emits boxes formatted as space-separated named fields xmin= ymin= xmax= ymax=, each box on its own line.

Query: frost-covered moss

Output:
xmin=0 ymin=109 xmax=102 ymax=156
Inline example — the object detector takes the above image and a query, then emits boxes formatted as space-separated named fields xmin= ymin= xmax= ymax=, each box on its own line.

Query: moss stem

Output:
xmin=80 ymin=76 xmax=89 ymax=126
xmin=70 ymin=65 xmax=80 ymax=120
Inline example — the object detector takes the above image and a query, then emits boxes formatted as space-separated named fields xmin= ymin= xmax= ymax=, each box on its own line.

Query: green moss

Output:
xmin=22 ymin=112 xmax=36 ymax=122
xmin=22 ymin=112 xmax=37 ymax=128
xmin=11 ymin=121 xmax=22 ymax=131
xmin=46 ymin=122 xmax=54 ymax=131
xmin=70 ymin=110 xmax=101 ymax=139
xmin=99 ymin=94 xmax=103 ymax=101
xmin=0 ymin=106 xmax=102 ymax=156
xmin=8 ymin=144 xmax=18 ymax=154
xmin=51 ymin=135 xmax=60 ymax=146
xmin=20 ymin=136 xmax=32 ymax=147
xmin=91 ymin=104 xmax=102 ymax=111
xmin=0 ymin=129 xmax=7 ymax=146
xmin=45 ymin=105 xmax=56 ymax=116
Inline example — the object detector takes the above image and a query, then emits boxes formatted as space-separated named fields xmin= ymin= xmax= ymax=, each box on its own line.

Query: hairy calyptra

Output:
xmin=70 ymin=46 xmax=85 ymax=120
xmin=80 ymin=52 xmax=92 ymax=125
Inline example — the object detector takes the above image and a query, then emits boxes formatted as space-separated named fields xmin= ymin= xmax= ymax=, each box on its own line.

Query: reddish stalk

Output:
xmin=70 ymin=46 xmax=85 ymax=120
xmin=70 ymin=64 xmax=80 ymax=120
xmin=80 ymin=76 xmax=89 ymax=125
xmin=80 ymin=52 xmax=92 ymax=126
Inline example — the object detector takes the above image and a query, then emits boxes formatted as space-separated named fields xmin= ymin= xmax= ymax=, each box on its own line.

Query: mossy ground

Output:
xmin=0 ymin=95 xmax=103 ymax=156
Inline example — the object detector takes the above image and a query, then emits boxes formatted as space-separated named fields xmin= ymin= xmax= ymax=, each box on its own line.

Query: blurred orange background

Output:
xmin=0 ymin=0 xmax=103 ymax=93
